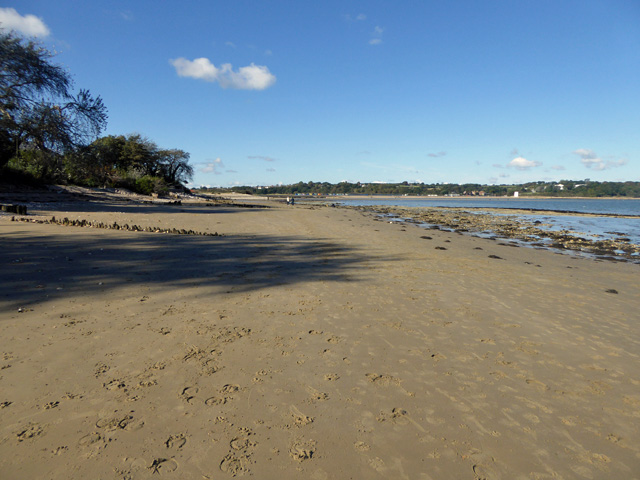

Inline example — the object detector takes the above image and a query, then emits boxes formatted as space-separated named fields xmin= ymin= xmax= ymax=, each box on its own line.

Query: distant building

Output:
xmin=513 ymin=191 xmax=519 ymax=197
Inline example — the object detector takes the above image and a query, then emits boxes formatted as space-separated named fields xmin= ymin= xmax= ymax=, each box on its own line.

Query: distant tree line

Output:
xmin=215 ymin=180 xmax=640 ymax=198
xmin=1 ymin=31 xmax=193 ymax=194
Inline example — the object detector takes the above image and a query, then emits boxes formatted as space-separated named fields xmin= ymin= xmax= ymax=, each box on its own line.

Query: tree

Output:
xmin=0 ymin=31 xmax=107 ymax=175
xmin=158 ymin=148 xmax=193 ymax=184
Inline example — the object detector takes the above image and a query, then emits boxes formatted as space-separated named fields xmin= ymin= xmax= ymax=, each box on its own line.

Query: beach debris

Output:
xmin=1 ymin=204 xmax=27 ymax=215
xmin=435 ymin=246 xmax=447 ymax=250
xmin=488 ymin=255 xmax=503 ymax=260
xmin=10 ymin=216 xmax=221 ymax=237
xmin=605 ymin=289 xmax=619 ymax=294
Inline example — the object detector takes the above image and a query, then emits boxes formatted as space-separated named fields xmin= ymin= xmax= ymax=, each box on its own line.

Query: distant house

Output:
xmin=513 ymin=191 xmax=519 ymax=197
xmin=555 ymin=184 xmax=565 ymax=190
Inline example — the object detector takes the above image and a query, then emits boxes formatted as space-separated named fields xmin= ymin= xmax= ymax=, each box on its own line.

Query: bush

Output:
xmin=134 ymin=175 xmax=168 ymax=196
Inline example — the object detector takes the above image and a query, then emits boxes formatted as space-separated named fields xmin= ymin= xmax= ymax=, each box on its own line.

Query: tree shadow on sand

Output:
xmin=1 ymin=226 xmax=397 ymax=309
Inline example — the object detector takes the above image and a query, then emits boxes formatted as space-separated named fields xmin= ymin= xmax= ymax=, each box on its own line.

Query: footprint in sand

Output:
xmin=220 ymin=428 xmax=257 ymax=475
xmin=290 ymin=406 xmax=314 ymax=427
xmin=15 ymin=423 xmax=46 ymax=442
xmin=205 ymin=396 xmax=229 ymax=406
xmin=221 ymin=384 xmax=240 ymax=394
xmin=180 ymin=386 xmax=199 ymax=404
xmin=78 ymin=432 xmax=102 ymax=447
xmin=289 ymin=439 xmax=316 ymax=462
xmin=306 ymin=386 xmax=329 ymax=402
xmin=366 ymin=373 xmax=401 ymax=386
xmin=149 ymin=458 xmax=178 ymax=474
xmin=354 ymin=441 xmax=370 ymax=452
xmin=165 ymin=434 xmax=187 ymax=450
xmin=376 ymin=408 xmax=409 ymax=425
xmin=220 ymin=453 xmax=252 ymax=475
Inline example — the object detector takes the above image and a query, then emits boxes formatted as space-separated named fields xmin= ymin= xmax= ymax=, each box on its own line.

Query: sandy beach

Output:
xmin=1 ymin=192 xmax=639 ymax=479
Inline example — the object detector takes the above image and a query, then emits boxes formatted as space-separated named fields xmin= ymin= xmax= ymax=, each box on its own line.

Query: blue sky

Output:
xmin=3 ymin=1 xmax=639 ymax=187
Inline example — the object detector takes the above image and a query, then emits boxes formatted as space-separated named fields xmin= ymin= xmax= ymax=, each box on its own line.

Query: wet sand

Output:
xmin=1 ymin=193 xmax=639 ymax=479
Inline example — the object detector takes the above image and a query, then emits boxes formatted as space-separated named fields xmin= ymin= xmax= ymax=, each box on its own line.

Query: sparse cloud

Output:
xmin=573 ymin=149 xmax=628 ymax=171
xmin=510 ymin=148 xmax=519 ymax=156
xmin=266 ymin=168 xmax=276 ymax=172
xmin=369 ymin=25 xmax=384 ymax=45
xmin=428 ymin=151 xmax=446 ymax=158
xmin=492 ymin=163 xmax=504 ymax=168
xmin=0 ymin=7 xmax=50 ymax=37
xmin=343 ymin=13 xmax=367 ymax=22
xmin=550 ymin=165 xmax=566 ymax=171
xmin=507 ymin=156 xmax=542 ymax=170
xmin=264 ymin=49 xmax=272 ymax=56
xmin=170 ymin=57 xmax=276 ymax=90
xmin=225 ymin=41 xmax=236 ymax=48
xmin=120 ymin=10 xmax=134 ymax=21
xmin=248 ymin=155 xmax=276 ymax=162
xmin=200 ymin=158 xmax=224 ymax=175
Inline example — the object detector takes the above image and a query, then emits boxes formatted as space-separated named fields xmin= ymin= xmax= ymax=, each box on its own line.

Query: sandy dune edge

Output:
xmin=1 ymin=197 xmax=639 ymax=479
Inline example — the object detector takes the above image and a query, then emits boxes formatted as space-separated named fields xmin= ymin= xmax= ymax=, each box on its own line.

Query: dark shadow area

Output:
xmin=1 ymin=226 xmax=395 ymax=309
xmin=16 ymin=199 xmax=272 ymax=216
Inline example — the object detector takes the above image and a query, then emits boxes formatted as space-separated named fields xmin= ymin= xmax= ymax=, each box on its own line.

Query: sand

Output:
xmin=1 ymin=193 xmax=639 ymax=479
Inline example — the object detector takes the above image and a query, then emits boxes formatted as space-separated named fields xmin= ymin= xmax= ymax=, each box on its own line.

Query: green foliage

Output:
xmin=217 ymin=180 xmax=640 ymax=198
xmin=0 ymin=33 xmax=193 ymax=193
xmin=134 ymin=175 xmax=168 ymax=196
xmin=0 ymin=31 xmax=107 ymax=174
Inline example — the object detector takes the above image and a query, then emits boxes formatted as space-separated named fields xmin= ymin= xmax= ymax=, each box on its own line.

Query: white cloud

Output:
xmin=248 ymin=155 xmax=276 ymax=162
xmin=170 ymin=57 xmax=276 ymax=90
xmin=200 ymin=158 xmax=224 ymax=175
xmin=550 ymin=165 xmax=566 ymax=171
xmin=0 ymin=7 xmax=50 ymax=37
xmin=369 ymin=25 xmax=384 ymax=45
xmin=264 ymin=49 xmax=273 ymax=56
xmin=428 ymin=151 xmax=446 ymax=158
xmin=573 ymin=149 xmax=628 ymax=171
xmin=225 ymin=41 xmax=236 ymax=48
xmin=356 ymin=13 xmax=367 ymax=21
xmin=508 ymin=156 xmax=542 ymax=170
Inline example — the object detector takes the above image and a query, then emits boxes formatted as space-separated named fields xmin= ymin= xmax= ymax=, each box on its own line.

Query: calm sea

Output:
xmin=333 ymin=197 xmax=640 ymax=247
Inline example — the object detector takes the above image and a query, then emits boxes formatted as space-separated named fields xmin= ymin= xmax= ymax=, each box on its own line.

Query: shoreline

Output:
xmin=1 ymin=191 xmax=639 ymax=478
xmin=345 ymin=204 xmax=640 ymax=263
